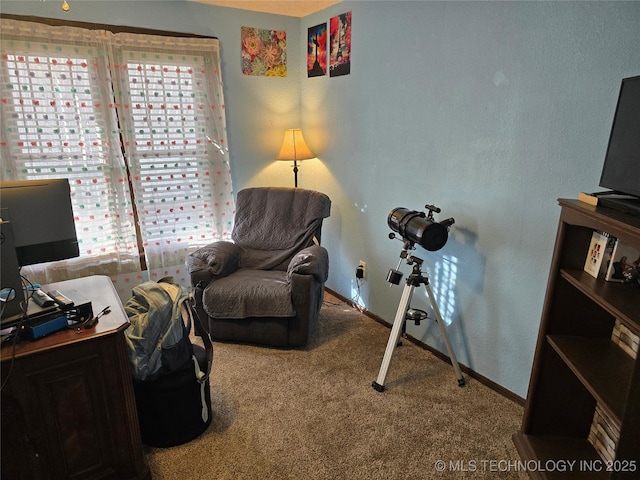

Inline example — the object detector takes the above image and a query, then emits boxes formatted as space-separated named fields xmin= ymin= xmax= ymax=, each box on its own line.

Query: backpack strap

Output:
xmin=179 ymin=291 xmax=214 ymax=424
xmin=180 ymin=293 xmax=213 ymax=382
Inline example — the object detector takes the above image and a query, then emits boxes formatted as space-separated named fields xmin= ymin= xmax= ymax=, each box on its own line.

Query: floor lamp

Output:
xmin=276 ymin=129 xmax=315 ymax=187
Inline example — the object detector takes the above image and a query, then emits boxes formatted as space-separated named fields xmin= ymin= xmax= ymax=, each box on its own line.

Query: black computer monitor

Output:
xmin=1 ymin=179 xmax=79 ymax=324
xmin=598 ymin=75 xmax=640 ymax=216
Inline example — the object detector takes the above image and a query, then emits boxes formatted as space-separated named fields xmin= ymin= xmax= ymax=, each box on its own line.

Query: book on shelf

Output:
xmin=583 ymin=230 xmax=610 ymax=278
xmin=603 ymin=237 xmax=640 ymax=282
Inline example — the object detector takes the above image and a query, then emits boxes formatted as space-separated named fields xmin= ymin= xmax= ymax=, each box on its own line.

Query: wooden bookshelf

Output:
xmin=513 ymin=199 xmax=640 ymax=479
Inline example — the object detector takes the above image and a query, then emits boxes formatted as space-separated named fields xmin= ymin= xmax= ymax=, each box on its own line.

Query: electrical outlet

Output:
xmin=356 ymin=260 xmax=366 ymax=279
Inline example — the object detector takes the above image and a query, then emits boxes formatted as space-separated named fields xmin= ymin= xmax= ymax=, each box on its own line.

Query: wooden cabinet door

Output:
xmin=1 ymin=334 xmax=149 ymax=480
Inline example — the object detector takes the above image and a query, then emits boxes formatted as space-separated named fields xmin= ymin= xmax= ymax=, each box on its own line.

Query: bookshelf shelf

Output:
xmin=560 ymin=269 xmax=640 ymax=334
xmin=546 ymin=334 xmax=632 ymax=425
xmin=513 ymin=199 xmax=640 ymax=480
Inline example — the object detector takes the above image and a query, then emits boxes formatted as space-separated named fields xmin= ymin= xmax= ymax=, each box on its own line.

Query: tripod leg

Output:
xmin=424 ymin=282 xmax=466 ymax=386
xmin=372 ymin=283 xmax=414 ymax=392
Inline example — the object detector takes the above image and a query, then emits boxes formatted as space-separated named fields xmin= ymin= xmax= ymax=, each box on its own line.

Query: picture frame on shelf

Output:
xmin=604 ymin=237 xmax=640 ymax=282
xmin=583 ymin=230 xmax=610 ymax=278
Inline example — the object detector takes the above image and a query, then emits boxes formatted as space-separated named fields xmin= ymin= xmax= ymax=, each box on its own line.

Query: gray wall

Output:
xmin=2 ymin=0 xmax=639 ymax=398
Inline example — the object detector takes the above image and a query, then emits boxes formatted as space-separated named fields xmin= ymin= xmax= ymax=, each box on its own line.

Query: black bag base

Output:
xmin=133 ymin=345 xmax=212 ymax=448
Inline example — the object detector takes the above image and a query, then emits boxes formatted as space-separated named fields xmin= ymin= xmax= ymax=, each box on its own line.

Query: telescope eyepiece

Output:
xmin=440 ymin=217 xmax=455 ymax=228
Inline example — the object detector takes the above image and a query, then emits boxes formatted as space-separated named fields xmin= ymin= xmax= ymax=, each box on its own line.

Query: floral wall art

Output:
xmin=241 ymin=26 xmax=287 ymax=77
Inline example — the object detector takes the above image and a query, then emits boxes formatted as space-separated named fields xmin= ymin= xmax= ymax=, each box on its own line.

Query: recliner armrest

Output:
xmin=186 ymin=241 xmax=241 ymax=286
xmin=287 ymin=245 xmax=329 ymax=283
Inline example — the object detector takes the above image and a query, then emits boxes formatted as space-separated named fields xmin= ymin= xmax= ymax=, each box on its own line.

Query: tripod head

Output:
xmin=386 ymin=242 xmax=425 ymax=286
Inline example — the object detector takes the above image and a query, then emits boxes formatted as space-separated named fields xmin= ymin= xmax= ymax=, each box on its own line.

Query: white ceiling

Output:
xmin=189 ymin=0 xmax=342 ymax=17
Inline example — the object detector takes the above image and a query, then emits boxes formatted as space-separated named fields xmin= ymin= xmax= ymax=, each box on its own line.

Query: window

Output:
xmin=0 ymin=18 xmax=234 ymax=298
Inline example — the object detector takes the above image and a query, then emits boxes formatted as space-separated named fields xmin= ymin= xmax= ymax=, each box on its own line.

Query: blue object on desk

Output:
xmin=27 ymin=315 xmax=68 ymax=339
xmin=0 ymin=284 xmax=41 ymax=299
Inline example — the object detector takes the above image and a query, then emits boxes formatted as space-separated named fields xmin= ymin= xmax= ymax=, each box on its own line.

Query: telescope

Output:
xmin=373 ymin=202 xmax=464 ymax=392
xmin=387 ymin=205 xmax=454 ymax=251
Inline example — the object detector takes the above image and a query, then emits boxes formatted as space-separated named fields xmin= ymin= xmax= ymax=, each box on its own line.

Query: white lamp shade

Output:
xmin=276 ymin=129 xmax=315 ymax=161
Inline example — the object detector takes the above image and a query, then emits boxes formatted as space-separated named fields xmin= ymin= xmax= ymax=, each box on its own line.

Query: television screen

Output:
xmin=599 ymin=75 xmax=640 ymax=198
xmin=1 ymin=179 xmax=79 ymax=324
xmin=0 ymin=179 xmax=79 ymax=266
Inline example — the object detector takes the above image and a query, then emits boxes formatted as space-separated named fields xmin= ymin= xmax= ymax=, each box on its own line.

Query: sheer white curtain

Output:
xmin=0 ymin=19 xmax=234 ymax=299
xmin=109 ymin=33 xmax=234 ymax=286
xmin=0 ymin=19 xmax=142 ymax=301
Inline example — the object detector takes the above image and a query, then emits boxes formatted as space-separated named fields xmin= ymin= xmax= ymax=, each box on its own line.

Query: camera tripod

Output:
xmin=372 ymin=251 xmax=465 ymax=392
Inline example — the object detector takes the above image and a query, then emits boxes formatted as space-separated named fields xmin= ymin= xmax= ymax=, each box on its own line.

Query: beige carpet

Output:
xmin=145 ymin=294 xmax=527 ymax=479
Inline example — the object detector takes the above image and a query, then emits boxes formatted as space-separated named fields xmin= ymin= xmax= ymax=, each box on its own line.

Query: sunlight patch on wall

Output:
xmin=431 ymin=254 xmax=458 ymax=326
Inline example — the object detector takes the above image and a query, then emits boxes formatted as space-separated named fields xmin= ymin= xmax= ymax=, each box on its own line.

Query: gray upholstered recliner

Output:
xmin=186 ymin=187 xmax=331 ymax=347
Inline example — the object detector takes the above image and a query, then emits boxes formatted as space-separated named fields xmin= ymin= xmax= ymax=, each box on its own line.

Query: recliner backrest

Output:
xmin=231 ymin=187 xmax=331 ymax=270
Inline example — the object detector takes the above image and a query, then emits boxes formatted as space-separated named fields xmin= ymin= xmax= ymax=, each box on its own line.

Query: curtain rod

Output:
xmin=0 ymin=13 xmax=218 ymax=40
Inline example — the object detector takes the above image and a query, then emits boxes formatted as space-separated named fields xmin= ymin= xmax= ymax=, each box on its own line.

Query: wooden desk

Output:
xmin=1 ymin=276 xmax=150 ymax=480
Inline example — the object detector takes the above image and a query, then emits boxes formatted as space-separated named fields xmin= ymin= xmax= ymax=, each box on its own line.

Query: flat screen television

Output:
xmin=0 ymin=179 xmax=79 ymax=324
xmin=597 ymin=75 xmax=640 ymax=215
